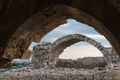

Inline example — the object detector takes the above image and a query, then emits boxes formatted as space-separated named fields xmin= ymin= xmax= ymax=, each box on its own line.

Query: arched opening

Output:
xmin=1 ymin=1 xmax=120 ymax=78
xmin=46 ymin=34 xmax=110 ymax=66
xmin=1 ymin=4 xmax=120 ymax=68
xmin=57 ymin=42 xmax=107 ymax=69
xmin=29 ymin=19 xmax=112 ymax=60
xmin=12 ymin=17 xmax=118 ymax=69
xmin=4 ymin=5 xmax=119 ymax=61
xmin=32 ymin=33 xmax=112 ymax=69
xmin=59 ymin=42 xmax=104 ymax=60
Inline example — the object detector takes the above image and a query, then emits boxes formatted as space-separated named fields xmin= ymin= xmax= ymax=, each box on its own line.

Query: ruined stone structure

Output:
xmin=106 ymin=47 xmax=120 ymax=63
xmin=32 ymin=34 xmax=115 ymax=68
xmin=48 ymin=34 xmax=111 ymax=65
xmin=57 ymin=58 xmax=107 ymax=69
xmin=32 ymin=42 xmax=53 ymax=68
xmin=1 ymin=62 xmax=120 ymax=80
xmin=32 ymin=42 xmax=108 ymax=69
xmin=0 ymin=0 xmax=120 ymax=67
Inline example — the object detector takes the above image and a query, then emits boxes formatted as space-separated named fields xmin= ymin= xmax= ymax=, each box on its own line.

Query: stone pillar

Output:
xmin=32 ymin=42 xmax=53 ymax=69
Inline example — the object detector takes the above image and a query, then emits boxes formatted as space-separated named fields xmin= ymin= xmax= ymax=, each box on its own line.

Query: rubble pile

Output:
xmin=0 ymin=65 xmax=120 ymax=80
xmin=57 ymin=58 xmax=107 ymax=69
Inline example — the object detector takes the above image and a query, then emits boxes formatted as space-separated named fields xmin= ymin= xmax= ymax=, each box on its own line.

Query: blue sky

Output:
xmin=40 ymin=19 xmax=111 ymax=46
xmin=29 ymin=19 xmax=111 ymax=59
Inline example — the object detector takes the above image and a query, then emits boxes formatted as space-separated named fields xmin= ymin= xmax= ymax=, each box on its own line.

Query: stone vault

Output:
xmin=0 ymin=0 xmax=120 ymax=67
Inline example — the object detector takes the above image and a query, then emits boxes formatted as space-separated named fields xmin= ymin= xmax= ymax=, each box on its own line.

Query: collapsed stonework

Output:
xmin=32 ymin=34 xmax=120 ymax=69
xmin=57 ymin=58 xmax=107 ymax=69
xmin=1 ymin=63 xmax=120 ymax=80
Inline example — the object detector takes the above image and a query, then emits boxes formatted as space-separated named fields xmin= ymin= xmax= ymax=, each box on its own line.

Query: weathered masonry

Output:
xmin=32 ymin=34 xmax=120 ymax=68
xmin=0 ymin=0 xmax=120 ymax=67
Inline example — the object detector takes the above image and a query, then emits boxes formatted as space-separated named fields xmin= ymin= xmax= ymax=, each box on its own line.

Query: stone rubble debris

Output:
xmin=1 ymin=36 xmax=120 ymax=80
xmin=0 ymin=65 xmax=120 ymax=80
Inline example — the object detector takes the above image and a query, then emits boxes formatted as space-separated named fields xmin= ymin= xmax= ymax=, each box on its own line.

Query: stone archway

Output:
xmin=3 ymin=5 xmax=119 ymax=59
xmin=47 ymin=34 xmax=110 ymax=67
xmin=32 ymin=34 xmax=111 ymax=68
xmin=0 ymin=1 xmax=120 ymax=67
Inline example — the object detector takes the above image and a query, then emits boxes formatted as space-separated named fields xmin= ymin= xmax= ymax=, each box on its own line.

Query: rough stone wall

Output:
xmin=106 ymin=47 xmax=120 ymax=63
xmin=56 ymin=58 xmax=107 ymax=69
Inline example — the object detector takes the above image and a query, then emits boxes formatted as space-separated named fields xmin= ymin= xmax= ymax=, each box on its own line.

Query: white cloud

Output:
xmin=53 ymin=26 xmax=74 ymax=35
xmin=55 ymin=29 xmax=74 ymax=35
xmin=43 ymin=37 xmax=58 ymax=43
xmin=59 ymin=45 xmax=103 ymax=60
xmin=83 ymin=34 xmax=106 ymax=39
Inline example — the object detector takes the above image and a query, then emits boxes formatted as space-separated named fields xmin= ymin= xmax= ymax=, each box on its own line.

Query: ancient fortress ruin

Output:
xmin=32 ymin=34 xmax=120 ymax=69
xmin=0 ymin=1 xmax=120 ymax=79
xmin=0 ymin=34 xmax=118 ymax=80
xmin=0 ymin=0 xmax=120 ymax=68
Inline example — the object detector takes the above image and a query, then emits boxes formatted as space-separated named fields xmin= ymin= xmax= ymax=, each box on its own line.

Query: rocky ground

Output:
xmin=0 ymin=64 xmax=120 ymax=80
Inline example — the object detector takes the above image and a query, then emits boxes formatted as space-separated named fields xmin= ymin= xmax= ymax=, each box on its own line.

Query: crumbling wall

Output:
xmin=32 ymin=40 xmax=120 ymax=69
xmin=32 ymin=42 xmax=54 ymax=68
xmin=1 ymin=66 xmax=120 ymax=80
xmin=57 ymin=58 xmax=107 ymax=69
